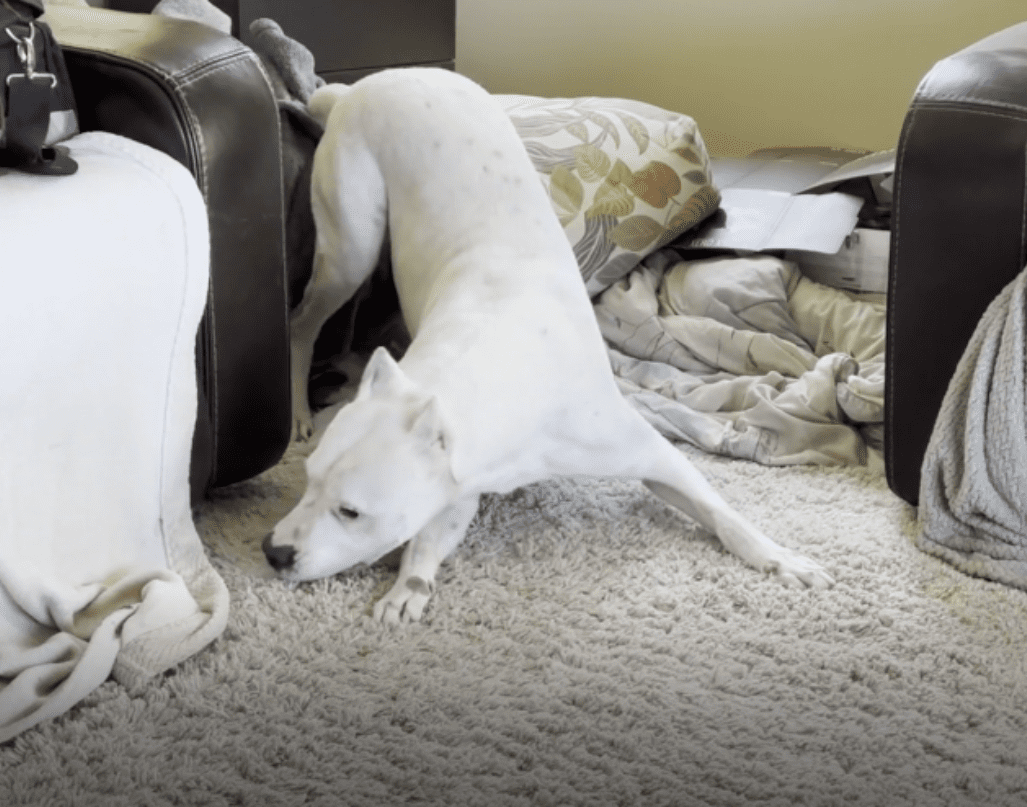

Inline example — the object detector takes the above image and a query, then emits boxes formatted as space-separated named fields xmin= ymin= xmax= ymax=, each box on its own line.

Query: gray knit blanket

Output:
xmin=917 ymin=267 xmax=1027 ymax=588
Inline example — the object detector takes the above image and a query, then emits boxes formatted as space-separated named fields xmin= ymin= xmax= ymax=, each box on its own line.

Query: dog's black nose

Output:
xmin=263 ymin=532 xmax=296 ymax=572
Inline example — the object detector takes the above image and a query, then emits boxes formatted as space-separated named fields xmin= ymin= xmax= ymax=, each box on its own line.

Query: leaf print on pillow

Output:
xmin=498 ymin=92 xmax=718 ymax=294
xmin=574 ymin=143 xmax=612 ymax=183
xmin=574 ymin=214 xmax=617 ymax=283
xmin=615 ymin=112 xmax=650 ymax=155
xmin=683 ymin=169 xmax=709 ymax=186
xmin=673 ymin=146 xmax=704 ymax=165
xmin=591 ymin=251 xmax=649 ymax=291
xmin=609 ymin=158 xmax=633 ymax=185
xmin=608 ymin=215 xmax=666 ymax=252
xmin=580 ymin=109 xmax=621 ymax=149
xmin=565 ymin=121 xmax=589 ymax=142
xmin=627 ymin=161 xmax=682 ymax=208
xmin=587 ymin=176 xmax=635 ymax=218
xmin=508 ymin=110 xmax=583 ymax=138
xmin=523 ymin=140 xmax=579 ymax=173
xmin=655 ymin=185 xmax=722 ymax=249
xmin=550 ymin=166 xmax=584 ymax=226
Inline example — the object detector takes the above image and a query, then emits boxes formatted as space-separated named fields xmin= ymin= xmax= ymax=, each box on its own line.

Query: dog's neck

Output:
xmin=394 ymin=342 xmax=560 ymax=496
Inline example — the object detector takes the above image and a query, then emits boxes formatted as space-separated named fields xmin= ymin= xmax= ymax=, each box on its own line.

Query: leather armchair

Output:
xmin=886 ymin=21 xmax=1027 ymax=506
xmin=45 ymin=5 xmax=294 ymax=501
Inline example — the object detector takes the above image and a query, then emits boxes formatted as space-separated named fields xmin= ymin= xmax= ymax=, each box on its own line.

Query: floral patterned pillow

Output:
xmin=499 ymin=94 xmax=721 ymax=296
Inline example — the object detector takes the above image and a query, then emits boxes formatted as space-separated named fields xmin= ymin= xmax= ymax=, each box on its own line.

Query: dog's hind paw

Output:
xmin=372 ymin=575 xmax=435 ymax=625
xmin=765 ymin=549 xmax=834 ymax=590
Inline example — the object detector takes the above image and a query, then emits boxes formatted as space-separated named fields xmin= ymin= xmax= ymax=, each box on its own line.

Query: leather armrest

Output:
xmin=886 ymin=21 xmax=1027 ymax=505
xmin=46 ymin=6 xmax=292 ymax=495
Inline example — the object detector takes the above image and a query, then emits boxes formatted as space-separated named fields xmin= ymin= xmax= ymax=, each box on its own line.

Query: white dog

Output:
xmin=263 ymin=68 xmax=833 ymax=623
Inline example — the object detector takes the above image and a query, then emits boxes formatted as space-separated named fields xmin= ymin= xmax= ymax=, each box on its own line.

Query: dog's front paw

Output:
xmin=372 ymin=575 xmax=435 ymax=625
xmin=292 ymin=413 xmax=315 ymax=443
xmin=765 ymin=548 xmax=834 ymax=590
xmin=291 ymin=368 xmax=316 ymax=441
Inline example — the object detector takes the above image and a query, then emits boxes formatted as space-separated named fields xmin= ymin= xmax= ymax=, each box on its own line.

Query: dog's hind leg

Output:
xmin=577 ymin=403 xmax=834 ymax=589
xmin=372 ymin=494 xmax=481 ymax=625
xmin=291 ymin=139 xmax=388 ymax=441
xmin=634 ymin=430 xmax=834 ymax=589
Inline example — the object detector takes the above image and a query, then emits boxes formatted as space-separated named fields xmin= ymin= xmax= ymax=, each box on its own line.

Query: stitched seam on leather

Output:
xmin=160 ymin=82 xmax=208 ymax=200
xmin=148 ymin=57 xmax=263 ymax=203
xmin=174 ymin=55 xmax=256 ymax=201
xmin=177 ymin=46 xmax=252 ymax=76
xmin=890 ymin=101 xmax=1027 ymax=501
xmin=910 ymin=101 xmax=1027 ymax=124
xmin=63 ymin=48 xmax=210 ymax=198
xmin=250 ymin=56 xmax=292 ymax=342
xmin=174 ymin=50 xmax=256 ymax=87
xmin=112 ymin=62 xmax=210 ymax=198
xmin=1021 ymin=144 xmax=1027 ymax=272
xmin=176 ymin=49 xmax=283 ymax=481
xmin=206 ymin=282 xmax=218 ymax=483
xmin=916 ymin=94 xmax=1027 ymax=117
xmin=61 ymin=47 xmax=263 ymax=487
xmin=886 ymin=100 xmax=915 ymax=497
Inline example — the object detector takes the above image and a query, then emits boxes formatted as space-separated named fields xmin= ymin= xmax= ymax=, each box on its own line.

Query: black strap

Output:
xmin=1 ymin=19 xmax=76 ymax=175
xmin=5 ymin=73 xmax=47 ymax=162
xmin=1 ymin=73 xmax=74 ymax=175
xmin=0 ymin=0 xmax=43 ymax=24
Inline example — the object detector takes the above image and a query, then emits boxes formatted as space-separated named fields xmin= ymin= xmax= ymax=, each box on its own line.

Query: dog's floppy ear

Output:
xmin=410 ymin=396 xmax=449 ymax=453
xmin=358 ymin=347 xmax=408 ymax=399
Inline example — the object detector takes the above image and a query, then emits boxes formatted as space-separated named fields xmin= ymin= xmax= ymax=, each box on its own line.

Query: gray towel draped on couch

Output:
xmin=917 ymin=266 xmax=1027 ymax=589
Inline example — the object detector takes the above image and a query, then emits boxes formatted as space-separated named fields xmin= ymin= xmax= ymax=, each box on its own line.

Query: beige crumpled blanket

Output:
xmin=595 ymin=249 xmax=885 ymax=470
xmin=917 ymin=267 xmax=1027 ymax=589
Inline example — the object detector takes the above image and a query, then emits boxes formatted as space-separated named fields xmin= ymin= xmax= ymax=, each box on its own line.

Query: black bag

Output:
xmin=0 ymin=0 xmax=77 ymax=174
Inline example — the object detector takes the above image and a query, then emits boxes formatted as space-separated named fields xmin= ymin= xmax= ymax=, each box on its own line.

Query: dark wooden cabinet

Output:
xmin=105 ymin=1 xmax=456 ymax=82
xmin=228 ymin=0 xmax=455 ymax=82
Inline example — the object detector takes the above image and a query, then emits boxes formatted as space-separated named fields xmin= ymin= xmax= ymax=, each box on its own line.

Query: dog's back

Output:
xmin=310 ymin=69 xmax=591 ymax=329
xmin=310 ymin=69 xmax=621 ymax=472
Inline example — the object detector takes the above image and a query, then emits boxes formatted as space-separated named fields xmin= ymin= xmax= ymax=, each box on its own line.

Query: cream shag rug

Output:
xmin=3 ymin=393 xmax=1027 ymax=806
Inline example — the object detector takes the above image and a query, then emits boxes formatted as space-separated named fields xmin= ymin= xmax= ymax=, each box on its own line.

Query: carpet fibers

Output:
xmin=3 ymin=402 xmax=1027 ymax=806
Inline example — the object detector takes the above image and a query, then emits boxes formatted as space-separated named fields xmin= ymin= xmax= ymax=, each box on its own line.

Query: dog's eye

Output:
xmin=335 ymin=506 xmax=360 ymax=521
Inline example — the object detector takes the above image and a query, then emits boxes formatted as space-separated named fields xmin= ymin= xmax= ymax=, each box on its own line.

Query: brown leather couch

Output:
xmin=886 ymin=21 xmax=1027 ymax=505
xmin=45 ymin=5 xmax=295 ymax=502
xmin=50 ymin=7 xmax=1024 ymax=511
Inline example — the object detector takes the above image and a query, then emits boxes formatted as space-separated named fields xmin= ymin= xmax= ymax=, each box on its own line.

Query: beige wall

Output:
xmin=456 ymin=0 xmax=1027 ymax=156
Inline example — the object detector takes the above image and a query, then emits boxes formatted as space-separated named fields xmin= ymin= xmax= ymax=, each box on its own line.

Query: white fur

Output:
xmin=265 ymin=68 xmax=833 ymax=624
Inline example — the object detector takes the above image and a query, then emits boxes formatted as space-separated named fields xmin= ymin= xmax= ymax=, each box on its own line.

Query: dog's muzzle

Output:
xmin=263 ymin=533 xmax=296 ymax=572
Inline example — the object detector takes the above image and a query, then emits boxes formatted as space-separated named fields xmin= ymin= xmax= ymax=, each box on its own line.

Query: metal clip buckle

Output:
xmin=5 ymin=22 xmax=56 ymax=88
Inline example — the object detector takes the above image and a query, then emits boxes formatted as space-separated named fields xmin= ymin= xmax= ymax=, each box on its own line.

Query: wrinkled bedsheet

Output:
xmin=596 ymin=250 xmax=885 ymax=470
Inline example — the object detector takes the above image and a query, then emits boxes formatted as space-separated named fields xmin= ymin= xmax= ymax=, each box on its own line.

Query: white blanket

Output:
xmin=596 ymin=250 xmax=885 ymax=470
xmin=0 ymin=133 xmax=228 ymax=742
xmin=917 ymin=266 xmax=1027 ymax=588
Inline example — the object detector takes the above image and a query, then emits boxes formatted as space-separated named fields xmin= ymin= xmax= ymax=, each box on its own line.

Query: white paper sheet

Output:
xmin=674 ymin=188 xmax=864 ymax=254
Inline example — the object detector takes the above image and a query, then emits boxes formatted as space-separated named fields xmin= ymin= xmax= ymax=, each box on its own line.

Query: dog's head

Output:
xmin=263 ymin=348 xmax=458 ymax=582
